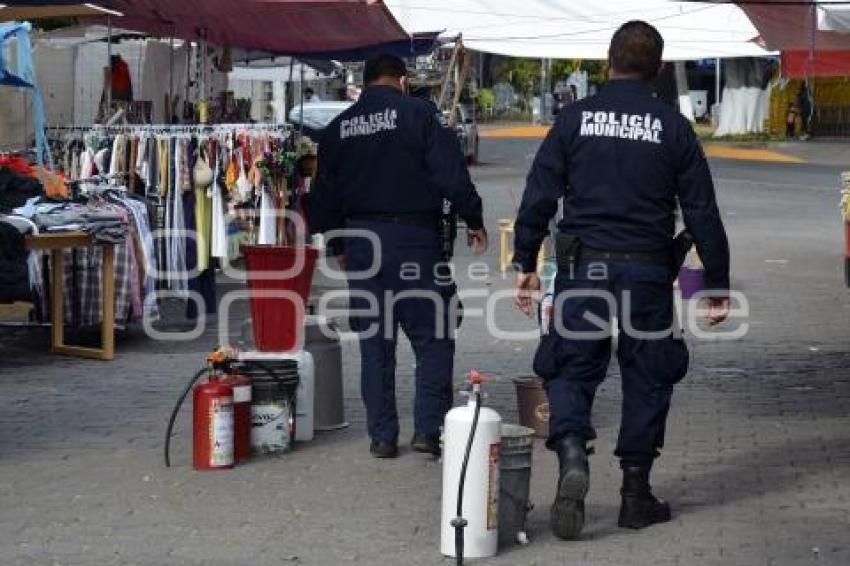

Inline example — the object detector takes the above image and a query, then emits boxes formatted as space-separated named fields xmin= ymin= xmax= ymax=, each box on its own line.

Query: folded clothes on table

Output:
xmin=26 ymin=202 xmax=127 ymax=243
xmin=86 ymin=221 xmax=127 ymax=244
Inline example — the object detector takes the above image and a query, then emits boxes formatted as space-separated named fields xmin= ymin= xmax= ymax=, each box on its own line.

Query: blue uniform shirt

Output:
xmin=308 ymin=85 xmax=484 ymax=236
xmin=513 ymin=79 xmax=730 ymax=291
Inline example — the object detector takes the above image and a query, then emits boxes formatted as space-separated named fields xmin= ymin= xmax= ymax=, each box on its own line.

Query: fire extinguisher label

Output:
xmin=211 ymin=398 xmax=234 ymax=467
xmin=486 ymin=442 xmax=500 ymax=530
xmin=232 ymin=385 xmax=251 ymax=404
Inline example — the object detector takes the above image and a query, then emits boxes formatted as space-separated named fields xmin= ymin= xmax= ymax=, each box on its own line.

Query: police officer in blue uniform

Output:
xmin=309 ymin=55 xmax=488 ymax=459
xmin=512 ymin=22 xmax=731 ymax=539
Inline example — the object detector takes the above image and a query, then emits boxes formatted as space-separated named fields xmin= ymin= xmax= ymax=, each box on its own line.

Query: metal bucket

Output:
xmin=250 ymin=379 xmax=294 ymax=455
xmin=237 ymin=360 xmax=299 ymax=456
xmin=513 ymin=376 xmax=549 ymax=438
xmin=499 ymin=424 xmax=535 ymax=547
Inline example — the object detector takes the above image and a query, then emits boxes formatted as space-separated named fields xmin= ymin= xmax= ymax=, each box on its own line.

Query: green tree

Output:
xmin=477 ymin=88 xmax=495 ymax=113
xmin=497 ymin=58 xmax=608 ymax=96
xmin=495 ymin=58 xmax=541 ymax=97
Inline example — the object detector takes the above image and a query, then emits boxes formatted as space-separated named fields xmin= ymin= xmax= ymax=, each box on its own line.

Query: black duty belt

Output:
xmin=581 ymin=246 xmax=671 ymax=266
xmin=347 ymin=212 xmax=440 ymax=229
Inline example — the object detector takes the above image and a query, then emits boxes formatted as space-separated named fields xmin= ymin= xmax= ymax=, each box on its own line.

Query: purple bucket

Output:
xmin=678 ymin=267 xmax=705 ymax=299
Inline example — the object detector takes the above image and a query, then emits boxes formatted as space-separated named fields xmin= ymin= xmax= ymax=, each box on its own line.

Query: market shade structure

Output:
xmin=736 ymin=0 xmax=850 ymax=50
xmin=230 ymin=31 xmax=443 ymax=63
xmin=386 ymin=0 xmax=771 ymax=60
xmin=92 ymin=0 xmax=409 ymax=55
xmin=3 ymin=0 xmax=410 ymax=52
xmin=0 ymin=1 xmax=121 ymax=22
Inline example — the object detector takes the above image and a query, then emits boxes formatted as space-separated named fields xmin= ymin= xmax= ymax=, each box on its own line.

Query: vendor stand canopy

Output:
xmin=0 ymin=1 xmax=121 ymax=22
xmin=737 ymin=0 xmax=850 ymax=51
xmin=734 ymin=0 xmax=850 ymax=137
xmin=735 ymin=0 xmax=850 ymax=78
xmin=386 ymin=0 xmax=771 ymax=60
xmin=0 ymin=0 xmax=410 ymax=54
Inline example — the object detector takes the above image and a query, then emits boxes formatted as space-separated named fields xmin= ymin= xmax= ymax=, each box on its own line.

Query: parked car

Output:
xmin=288 ymin=101 xmax=353 ymax=141
xmin=445 ymin=104 xmax=479 ymax=165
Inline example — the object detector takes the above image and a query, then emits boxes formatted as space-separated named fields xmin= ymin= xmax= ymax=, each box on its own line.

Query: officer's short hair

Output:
xmin=608 ymin=21 xmax=664 ymax=82
xmin=364 ymin=54 xmax=408 ymax=85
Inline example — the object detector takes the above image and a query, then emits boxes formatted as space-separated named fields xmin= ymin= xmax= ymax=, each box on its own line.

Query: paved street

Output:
xmin=1 ymin=136 xmax=849 ymax=566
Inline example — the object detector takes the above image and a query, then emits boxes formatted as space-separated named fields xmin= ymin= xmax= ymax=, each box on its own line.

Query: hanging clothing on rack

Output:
xmin=10 ymin=176 xmax=159 ymax=326
xmin=43 ymin=122 xmax=295 ymax=310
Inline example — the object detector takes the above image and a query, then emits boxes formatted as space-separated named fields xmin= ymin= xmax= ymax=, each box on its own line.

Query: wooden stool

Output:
xmin=498 ymin=218 xmax=547 ymax=273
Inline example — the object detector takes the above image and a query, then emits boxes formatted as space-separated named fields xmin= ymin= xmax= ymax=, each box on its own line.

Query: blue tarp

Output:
xmin=297 ymin=32 xmax=443 ymax=62
xmin=1 ymin=21 xmax=51 ymax=167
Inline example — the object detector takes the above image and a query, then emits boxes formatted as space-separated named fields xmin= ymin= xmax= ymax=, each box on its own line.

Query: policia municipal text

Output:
xmin=513 ymin=21 xmax=731 ymax=539
xmin=308 ymin=55 xmax=488 ymax=459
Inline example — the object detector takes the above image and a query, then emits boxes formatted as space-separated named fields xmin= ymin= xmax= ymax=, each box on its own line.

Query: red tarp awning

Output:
xmin=782 ymin=50 xmax=850 ymax=78
xmin=101 ymin=0 xmax=409 ymax=54
xmin=738 ymin=0 xmax=850 ymax=51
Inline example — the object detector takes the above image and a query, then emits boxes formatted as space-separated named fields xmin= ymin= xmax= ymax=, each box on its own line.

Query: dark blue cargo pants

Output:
xmin=346 ymin=221 xmax=456 ymax=444
xmin=534 ymin=260 xmax=689 ymax=466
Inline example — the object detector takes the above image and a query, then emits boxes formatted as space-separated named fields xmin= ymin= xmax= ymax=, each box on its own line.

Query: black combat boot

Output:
xmin=410 ymin=433 xmax=441 ymax=456
xmin=550 ymin=435 xmax=590 ymax=540
xmin=618 ymin=465 xmax=671 ymax=529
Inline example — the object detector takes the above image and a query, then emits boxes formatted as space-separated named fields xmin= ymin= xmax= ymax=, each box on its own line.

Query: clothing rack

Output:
xmin=64 ymin=172 xmax=128 ymax=187
xmin=46 ymin=123 xmax=292 ymax=135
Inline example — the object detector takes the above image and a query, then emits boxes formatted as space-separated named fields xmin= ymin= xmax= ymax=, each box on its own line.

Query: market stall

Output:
xmin=0 ymin=0 xmax=414 ymax=362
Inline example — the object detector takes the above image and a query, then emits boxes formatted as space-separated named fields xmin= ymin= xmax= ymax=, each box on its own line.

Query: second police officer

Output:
xmin=309 ymin=54 xmax=488 ymax=459
xmin=513 ymin=21 xmax=731 ymax=539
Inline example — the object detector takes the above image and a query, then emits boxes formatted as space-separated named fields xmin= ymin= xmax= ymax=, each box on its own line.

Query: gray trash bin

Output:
xmin=304 ymin=315 xmax=348 ymax=431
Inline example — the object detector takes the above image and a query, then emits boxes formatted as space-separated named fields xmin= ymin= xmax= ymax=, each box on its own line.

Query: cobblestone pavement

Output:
xmin=0 ymin=140 xmax=848 ymax=566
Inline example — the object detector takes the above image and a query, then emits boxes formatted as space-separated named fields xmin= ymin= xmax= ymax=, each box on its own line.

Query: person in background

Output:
xmin=786 ymin=102 xmax=800 ymax=139
xmin=304 ymin=87 xmax=322 ymax=103
xmin=110 ymin=55 xmax=133 ymax=103
xmin=797 ymin=81 xmax=812 ymax=140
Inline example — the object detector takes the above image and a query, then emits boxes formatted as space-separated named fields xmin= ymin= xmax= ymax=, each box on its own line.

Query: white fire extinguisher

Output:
xmin=441 ymin=370 xmax=502 ymax=561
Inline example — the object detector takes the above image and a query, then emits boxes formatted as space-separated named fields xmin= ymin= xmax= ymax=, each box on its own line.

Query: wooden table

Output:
xmin=25 ymin=232 xmax=116 ymax=360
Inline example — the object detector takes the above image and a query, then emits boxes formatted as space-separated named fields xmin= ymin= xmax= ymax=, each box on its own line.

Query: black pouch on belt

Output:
xmin=555 ymin=233 xmax=582 ymax=276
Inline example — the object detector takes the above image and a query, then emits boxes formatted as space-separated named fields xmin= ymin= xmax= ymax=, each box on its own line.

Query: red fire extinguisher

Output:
xmin=219 ymin=371 xmax=252 ymax=463
xmin=192 ymin=377 xmax=234 ymax=471
xmin=165 ymin=348 xmax=250 ymax=470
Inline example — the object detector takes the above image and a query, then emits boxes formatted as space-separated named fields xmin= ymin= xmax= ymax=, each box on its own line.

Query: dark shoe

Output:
xmin=618 ymin=465 xmax=671 ymax=529
xmin=369 ymin=440 xmax=399 ymax=459
xmin=410 ymin=433 xmax=441 ymax=456
xmin=550 ymin=435 xmax=590 ymax=540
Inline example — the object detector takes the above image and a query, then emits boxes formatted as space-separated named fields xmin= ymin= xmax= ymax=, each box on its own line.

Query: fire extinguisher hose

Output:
xmin=164 ymin=366 xmax=208 ymax=468
xmin=452 ymin=390 xmax=482 ymax=566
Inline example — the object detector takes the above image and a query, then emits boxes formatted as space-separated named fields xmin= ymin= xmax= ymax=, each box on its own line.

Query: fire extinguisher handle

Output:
xmin=164 ymin=366 xmax=209 ymax=468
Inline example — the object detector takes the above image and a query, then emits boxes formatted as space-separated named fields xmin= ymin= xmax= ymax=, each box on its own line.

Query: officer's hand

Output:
xmin=706 ymin=296 xmax=730 ymax=326
xmin=467 ymin=228 xmax=488 ymax=256
xmin=514 ymin=272 xmax=541 ymax=317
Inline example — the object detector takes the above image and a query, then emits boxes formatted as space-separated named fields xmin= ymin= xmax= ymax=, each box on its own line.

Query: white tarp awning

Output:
xmin=819 ymin=6 xmax=850 ymax=33
xmin=386 ymin=0 xmax=771 ymax=60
